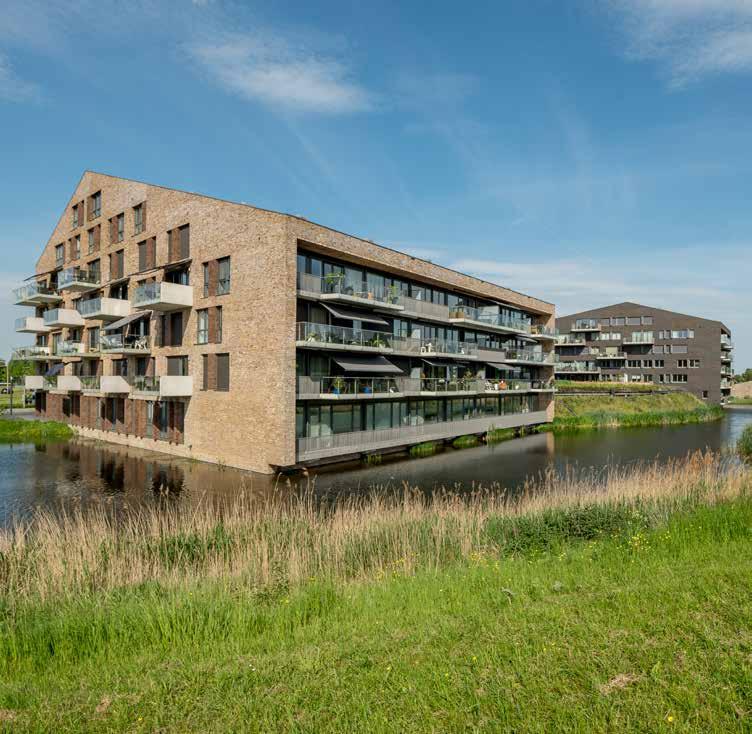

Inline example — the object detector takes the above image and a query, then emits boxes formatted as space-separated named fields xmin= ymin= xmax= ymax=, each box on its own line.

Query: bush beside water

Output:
xmin=738 ymin=425 xmax=752 ymax=462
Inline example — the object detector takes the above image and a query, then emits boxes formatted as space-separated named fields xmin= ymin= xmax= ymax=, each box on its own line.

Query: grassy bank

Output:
xmin=555 ymin=380 xmax=666 ymax=394
xmin=0 ymin=418 xmax=73 ymax=443
xmin=1 ymin=454 xmax=751 ymax=731
xmin=729 ymin=397 xmax=752 ymax=406
xmin=552 ymin=391 xmax=723 ymax=432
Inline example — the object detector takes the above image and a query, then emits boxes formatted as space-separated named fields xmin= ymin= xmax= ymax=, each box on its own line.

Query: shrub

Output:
xmin=738 ymin=425 xmax=752 ymax=462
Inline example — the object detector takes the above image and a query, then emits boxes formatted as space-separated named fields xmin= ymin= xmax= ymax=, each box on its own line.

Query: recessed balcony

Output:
xmin=555 ymin=335 xmax=586 ymax=346
xmin=297 ymin=273 xmax=404 ymax=311
xmin=77 ymin=297 xmax=131 ymax=321
xmin=13 ymin=282 xmax=61 ymax=307
xmin=478 ymin=348 xmax=554 ymax=365
xmin=15 ymin=316 xmax=51 ymax=334
xmin=43 ymin=308 xmax=84 ymax=329
xmin=296 ymin=322 xmax=395 ymax=352
xmin=24 ymin=375 xmax=45 ymax=390
xmin=100 ymin=334 xmax=150 ymax=355
xmin=13 ymin=345 xmax=51 ymax=360
xmin=133 ymin=282 xmax=193 ymax=311
xmin=57 ymin=267 xmax=101 ymax=293
xmin=555 ymin=362 xmax=601 ymax=374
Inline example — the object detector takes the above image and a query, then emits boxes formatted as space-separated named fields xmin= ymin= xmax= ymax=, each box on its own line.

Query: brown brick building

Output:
xmin=555 ymin=302 xmax=733 ymax=404
xmin=14 ymin=172 xmax=556 ymax=473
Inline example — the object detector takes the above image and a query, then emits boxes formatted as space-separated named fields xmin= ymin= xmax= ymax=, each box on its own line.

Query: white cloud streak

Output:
xmin=607 ymin=0 xmax=752 ymax=86
xmin=0 ymin=53 xmax=39 ymax=102
xmin=187 ymin=32 xmax=372 ymax=114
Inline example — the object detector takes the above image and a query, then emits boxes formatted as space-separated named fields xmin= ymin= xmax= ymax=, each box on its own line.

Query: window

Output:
xmin=72 ymin=204 xmax=81 ymax=228
xmin=626 ymin=317 xmax=641 ymax=326
xmin=643 ymin=360 xmax=653 ymax=368
xmin=655 ymin=359 xmax=665 ymax=368
xmin=678 ymin=359 xmax=688 ymax=368
xmin=217 ymin=257 xmax=230 ymax=295
xmin=89 ymin=191 xmax=101 ymax=219
xmin=88 ymin=229 xmax=96 ymax=253
xmin=196 ymin=309 xmax=208 ymax=344
xmin=671 ymin=345 xmax=688 ymax=354
xmin=671 ymin=374 xmax=688 ymax=383
xmin=110 ymin=281 xmax=128 ymax=300
xmin=671 ymin=329 xmax=694 ymax=339
xmin=216 ymin=353 xmax=230 ymax=391
xmin=88 ymin=326 xmax=100 ymax=351
xmin=55 ymin=243 xmax=65 ymax=266
xmin=110 ymin=213 xmax=125 ymax=243
xmin=216 ymin=306 xmax=223 ymax=343
xmin=203 ymin=263 xmax=209 ymax=297
xmin=641 ymin=316 xmax=653 ymax=325
xmin=611 ymin=317 xmax=625 ymax=326
xmin=168 ymin=311 xmax=183 ymax=347
xmin=167 ymin=356 xmax=188 ymax=376
xmin=702 ymin=391 xmax=709 ymax=399
xmin=74 ymin=235 xmax=81 ymax=260
xmin=110 ymin=249 xmax=124 ymax=280
xmin=134 ymin=203 xmax=145 ymax=234
xmin=627 ymin=360 xmax=641 ymax=368
xmin=690 ymin=359 xmax=701 ymax=368
xmin=89 ymin=258 xmax=101 ymax=282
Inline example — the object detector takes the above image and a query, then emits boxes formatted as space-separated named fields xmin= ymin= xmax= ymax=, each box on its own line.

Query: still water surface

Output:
xmin=1 ymin=408 xmax=751 ymax=526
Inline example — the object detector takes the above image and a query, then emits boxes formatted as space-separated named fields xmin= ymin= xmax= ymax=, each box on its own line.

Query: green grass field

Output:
xmin=0 ymin=455 xmax=750 ymax=732
xmin=0 ymin=418 xmax=73 ymax=443
xmin=551 ymin=391 xmax=723 ymax=432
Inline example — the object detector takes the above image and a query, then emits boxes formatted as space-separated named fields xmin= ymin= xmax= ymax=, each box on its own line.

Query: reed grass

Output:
xmin=738 ymin=425 xmax=752 ymax=462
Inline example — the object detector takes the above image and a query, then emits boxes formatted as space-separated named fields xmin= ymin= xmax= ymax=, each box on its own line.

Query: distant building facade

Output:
xmin=555 ymin=302 xmax=732 ymax=404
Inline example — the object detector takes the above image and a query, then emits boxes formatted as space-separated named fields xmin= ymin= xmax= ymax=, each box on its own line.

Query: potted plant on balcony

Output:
xmin=369 ymin=333 xmax=387 ymax=349
xmin=331 ymin=376 xmax=346 ymax=395
xmin=388 ymin=284 xmax=400 ymax=304
xmin=323 ymin=272 xmax=345 ymax=293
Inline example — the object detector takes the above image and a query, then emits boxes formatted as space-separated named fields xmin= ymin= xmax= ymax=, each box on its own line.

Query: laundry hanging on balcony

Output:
xmin=321 ymin=304 xmax=389 ymax=325
xmin=44 ymin=362 xmax=65 ymax=378
xmin=103 ymin=310 xmax=152 ymax=331
xmin=332 ymin=355 xmax=403 ymax=374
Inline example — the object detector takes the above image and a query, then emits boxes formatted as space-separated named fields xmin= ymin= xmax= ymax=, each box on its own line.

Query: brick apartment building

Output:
xmin=13 ymin=172 xmax=556 ymax=473
xmin=555 ymin=302 xmax=733 ymax=403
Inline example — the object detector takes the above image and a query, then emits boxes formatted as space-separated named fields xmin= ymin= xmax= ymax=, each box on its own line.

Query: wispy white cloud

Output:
xmin=606 ymin=0 xmax=752 ymax=86
xmin=0 ymin=53 xmax=39 ymax=102
xmin=187 ymin=32 xmax=372 ymax=114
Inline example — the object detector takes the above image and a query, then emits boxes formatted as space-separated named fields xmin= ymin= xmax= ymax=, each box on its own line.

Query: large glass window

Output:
xmin=217 ymin=257 xmax=231 ymax=295
xmin=196 ymin=309 xmax=208 ymax=344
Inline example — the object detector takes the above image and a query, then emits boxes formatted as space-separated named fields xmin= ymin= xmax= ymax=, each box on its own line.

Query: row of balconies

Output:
xmin=14 ymin=334 xmax=151 ymax=361
xmin=296 ymin=272 xmax=556 ymax=341
xmin=296 ymin=375 xmax=554 ymax=400
xmin=554 ymin=362 xmax=601 ymax=374
xmin=25 ymin=374 xmax=192 ymax=398
xmin=14 ymin=281 xmax=193 ymax=313
xmin=295 ymin=323 xmax=556 ymax=365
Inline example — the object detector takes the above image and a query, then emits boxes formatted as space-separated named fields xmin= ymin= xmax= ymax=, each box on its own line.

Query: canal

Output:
xmin=1 ymin=408 xmax=751 ymax=527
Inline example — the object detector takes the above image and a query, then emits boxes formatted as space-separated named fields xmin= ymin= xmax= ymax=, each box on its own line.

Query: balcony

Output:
xmin=55 ymin=375 xmax=82 ymax=392
xmin=399 ymin=295 xmax=450 ymax=322
xmin=555 ymin=362 xmax=601 ymax=374
xmin=54 ymin=340 xmax=86 ymax=357
xmin=57 ymin=267 xmax=100 ymax=292
xmin=43 ymin=308 xmax=84 ymax=329
xmin=296 ymin=322 xmax=395 ymax=352
xmin=721 ymin=339 xmax=734 ymax=351
xmin=101 ymin=333 xmax=151 ymax=354
xmin=80 ymin=376 xmax=102 ymax=392
xmin=13 ymin=345 xmax=51 ymax=360
xmin=133 ymin=282 xmax=193 ymax=311
xmin=530 ymin=325 xmax=557 ymax=340
xmin=596 ymin=352 xmax=627 ymax=360
xmin=392 ymin=337 xmax=478 ymax=359
xmin=15 ymin=316 xmax=51 ymax=334
xmin=76 ymin=297 xmax=131 ymax=321
xmin=297 ymin=273 xmax=404 ymax=311
xmin=623 ymin=334 xmax=654 ymax=346
xmin=24 ymin=375 xmax=45 ymax=390
xmin=555 ymin=335 xmax=586 ymax=346
xmin=721 ymin=354 xmax=732 ymax=364
xmin=296 ymin=409 xmax=550 ymax=462
xmin=100 ymin=376 xmax=131 ymax=394
xmin=570 ymin=320 xmax=601 ymax=332
xmin=448 ymin=305 xmax=532 ymax=335
xmin=13 ymin=282 xmax=61 ymax=307
xmin=483 ymin=348 xmax=553 ymax=365
xmin=130 ymin=375 xmax=193 ymax=398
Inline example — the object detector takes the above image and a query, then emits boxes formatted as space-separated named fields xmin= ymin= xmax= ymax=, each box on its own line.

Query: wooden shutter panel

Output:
xmin=208 ymin=308 xmax=217 ymax=343
xmin=94 ymin=224 xmax=101 ymax=250
xmin=148 ymin=237 xmax=156 ymax=269
xmin=208 ymin=260 xmax=218 ymax=296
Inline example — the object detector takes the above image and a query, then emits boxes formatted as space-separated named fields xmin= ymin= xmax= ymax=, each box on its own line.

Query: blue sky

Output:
xmin=1 ymin=0 xmax=750 ymax=368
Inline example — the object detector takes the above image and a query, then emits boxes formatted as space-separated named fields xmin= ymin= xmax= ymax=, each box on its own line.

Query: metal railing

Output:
xmin=530 ymin=325 xmax=556 ymax=337
xmin=418 ymin=377 xmax=483 ymax=393
xmin=556 ymin=335 xmax=586 ymax=345
xmin=448 ymin=305 xmax=531 ymax=333
xmin=501 ymin=348 xmax=552 ymax=363
xmin=101 ymin=333 xmax=151 ymax=351
xmin=13 ymin=282 xmax=57 ymax=302
xmin=297 ymin=272 xmax=404 ymax=306
xmin=58 ymin=267 xmax=100 ymax=289
xmin=484 ymin=379 xmax=553 ymax=392
xmin=399 ymin=295 xmax=451 ymax=320
xmin=296 ymin=322 xmax=394 ymax=349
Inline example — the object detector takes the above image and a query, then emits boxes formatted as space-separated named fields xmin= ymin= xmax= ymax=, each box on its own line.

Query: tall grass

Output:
xmin=738 ymin=425 xmax=752 ymax=462
xmin=0 ymin=418 xmax=73 ymax=443
xmin=0 ymin=452 xmax=746 ymax=606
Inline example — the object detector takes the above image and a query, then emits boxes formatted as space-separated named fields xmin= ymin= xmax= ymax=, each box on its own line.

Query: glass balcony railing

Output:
xmin=13 ymin=345 xmax=51 ymax=359
xmin=297 ymin=273 xmax=404 ymax=306
xmin=55 ymin=341 xmax=84 ymax=356
xmin=13 ymin=282 xmax=58 ymax=303
xmin=100 ymin=333 xmax=150 ymax=352
xmin=58 ymin=267 xmax=100 ymax=290
xmin=555 ymin=362 xmax=601 ymax=373
xmin=296 ymin=322 xmax=394 ymax=349
xmin=298 ymin=376 xmax=405 ymax=396
xmin=79 ymin=376 xmax=101 ymax=390
xmin=392 ymin=336 xmax=478 ymax=357
xmin=572 ymin=319 xmax=600 ymax=331
xmin=448 ymin=305 xmax=532 ymax=334
xmin=129 ymin=375 xmax=160 ymax=392
xmin=556 ymin=334 xmax=586 ymax=345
